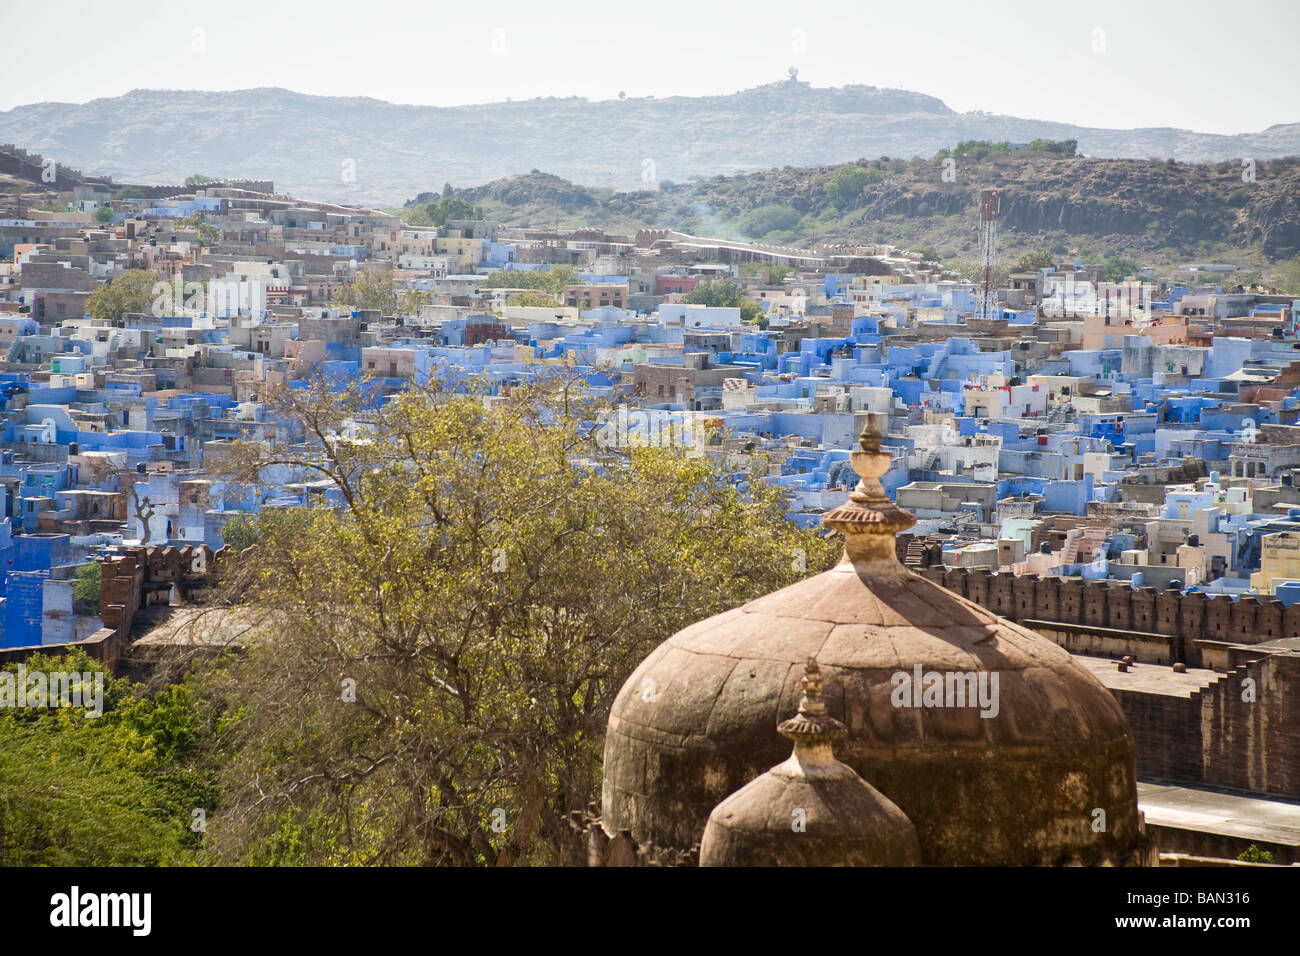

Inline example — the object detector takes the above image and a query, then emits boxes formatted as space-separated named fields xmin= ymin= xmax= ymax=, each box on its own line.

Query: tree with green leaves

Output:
xmin=178 ymin=213 xmax=220 ymax=247
xmin=950 ymin=259 xmax=1009 ymax=288
xmin=737 ymin=205 xmax=802 ymax=239
xmin=934 ymin=140 xmax=1011 ymax=162
xmin=481 ymin=265 xmax=577 ymax=296
xmin=508 ymin=290 xmax=562 ymax=308
xmin=197 ymin=372 xmax=838 ymax=865
xmin=72 ymin=562 xmax=101 ymax=617
xmin=86 ymin=268 xmax=160 ymax=323
xmin=398 ymin=288 xmax=433 ymax=314
xmin=1024 ymin=139 xmax=1078 ymax=157
xmin=738 ymin=263 xmax=794 ymax=283
xmin=331 ymin=269 xmax=398 ymax=313
xmin=94 ymin=205 xmax=115 ymax=223
xmin=425 ymin=185 xmax=484 ymax=227
xmin=220 ymin=513 xmax=259 ymax=551
xmin=1102 ymin=255 xmax=1141 ymax=284
xmin=0 ymin=649 xmax=216 ymax=866
xmin=682 ymin=278 xmax=763 ymax=323
xmin=823 ymin=165 xmax=883 ymax=212
xmin=1014 ymin=250 xmax=1055 ymax=273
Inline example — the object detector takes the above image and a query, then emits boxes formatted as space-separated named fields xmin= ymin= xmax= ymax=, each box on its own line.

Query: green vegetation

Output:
xmin=737 ymin=205 xmax=802 ymax=240
xmin=331 ymin=269 xmax=398 ymax=313
xmin=682 ymin=278 xmax=763 ymax=323
xmin=1024 ymin=138 xmax=1079 ymax=157
xmin=1101 ymin=255 xmax=1142 ymax=283
xmin=72 ymin=562 xmax=101 ymax=617
xmin=739 ymin=263 xmax=794 ymax=283
xmin=948 ymin=259 xmax=1010 ymax=288
xmin=1237 ymin=844 xmax=1275 ymax=864
xmin=0 ymin=650 xmax=217 ymax=865
xmin=94 ymin=205 xmax=115 ymax=223
xmin=177 ymin=213 xmax=220 ymax=247
xmin=507 ymin=290 xmax=561 ymax=308
xmin=184 ymin=174 xmax=217 ymax=187
xmin=398 ymin=288 xmax=433 ymax=314
xmin=190 ymin=374 xmax=838 ymax=864
xmin=219 ymin=513 xmax=258 ymax=551
xmin=112 ymin=186 xmax=146 ymax=201
xmin=86 ymin=268 xmax=160 ymax=323
xmin=935 ymin=140 xmax=1011 ymax=162
xmin=823 ymin=165 xmax=883 ymax=212
xmin=481 ymin=264 xmax=577 ymax=296
xmin=1014 ymin=250 xmax=1056 ymax=273
xmin=424 ymin=184 xmax=485 ymax=226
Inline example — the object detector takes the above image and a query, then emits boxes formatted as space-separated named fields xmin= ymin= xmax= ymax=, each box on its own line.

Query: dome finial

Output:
xmin=778 ymin=658 xmax=846 ymax=744
xmin=821 ymin=418 xmax=915 ymax=540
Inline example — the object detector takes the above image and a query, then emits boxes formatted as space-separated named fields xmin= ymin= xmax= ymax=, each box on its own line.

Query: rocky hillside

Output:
xmin=2 ymin=81 xmax=1297 ymax=207
xmin=441 ymin=154 xmax=1300 ymax=265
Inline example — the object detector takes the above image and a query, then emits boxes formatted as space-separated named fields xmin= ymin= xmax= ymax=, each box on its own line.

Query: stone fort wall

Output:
xmin=912 ymin=564 xmax=1300 ymax=667
xmin=913 ymin=563 xmax=1300 ymax=799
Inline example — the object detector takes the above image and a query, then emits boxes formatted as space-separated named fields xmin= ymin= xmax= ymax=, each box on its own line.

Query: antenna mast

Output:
xmin=976 ymin=189 xmax=1000 ymax=321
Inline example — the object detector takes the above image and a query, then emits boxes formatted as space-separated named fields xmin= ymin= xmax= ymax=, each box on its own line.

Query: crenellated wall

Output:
xmin=919 ymin=564 xmax=1300 ymax=799
xmin=918 ymin=566 xmax=1300 ymax=668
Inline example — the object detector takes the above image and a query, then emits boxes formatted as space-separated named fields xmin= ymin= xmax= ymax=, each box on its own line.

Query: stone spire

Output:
xmin=777 ymin=659 xmax=846 ymax=762
xmin=821 ymin=420 xmax=914 ymax=569
xmin=698 ymin=654 xmax=922 ymax=866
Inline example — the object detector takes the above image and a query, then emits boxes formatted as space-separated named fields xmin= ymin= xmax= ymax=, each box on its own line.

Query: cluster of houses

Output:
xmin=0 ymin=160 xmax=1299 ymax=657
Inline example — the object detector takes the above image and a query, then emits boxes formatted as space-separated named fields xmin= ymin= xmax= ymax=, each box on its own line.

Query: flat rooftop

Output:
xmin=1138 ymin=782 xmax=1300 ymax=850
xmin=1074 ymin=653 xmax=1221 ymax=697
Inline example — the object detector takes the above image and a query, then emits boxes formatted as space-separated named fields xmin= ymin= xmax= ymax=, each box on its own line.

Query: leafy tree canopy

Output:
xmin=1102 ymin=255 xmax=1142 ymax=284
xmin=72 ymin=562 xmax=101 ymax=617
xmin=481 ymin=265 xmax=577 ymax=295
xmin=332 ymin=269 xmax=398 ymax=314
xmin=1024 ymin=139 xmax=1079 ymax=157
xmin=197 ymin=374 xmax=838 ymax=865
xmin=682 ymin=278 xmax=763 ymax=323
xmin=1014 ymin=250 xmax=1056 ymax=273
xmin=737 ymin=205 xmax=802 ymax=240
xmin=0 ymin=649 xmax=216 ymax=865
xmin=934 ymin=140 xmax=1011 ymax=162
xmin=823 ymin=165 xmax=883 ymax=212
xmin=86 ymin=268 xmax=160 ymax=323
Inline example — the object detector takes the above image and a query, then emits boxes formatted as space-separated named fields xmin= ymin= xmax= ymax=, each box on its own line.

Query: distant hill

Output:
xmin=436 ymin=155 xmax=1300 ymax=265
xmin=2 ymin=81 xmax=1298 ymax=207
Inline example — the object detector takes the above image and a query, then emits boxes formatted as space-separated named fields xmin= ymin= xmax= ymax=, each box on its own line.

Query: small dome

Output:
xmin=700 ymin=659 xmax=920 ymax=867
xmin=603 ymin=424 xmax=1143 ymax=865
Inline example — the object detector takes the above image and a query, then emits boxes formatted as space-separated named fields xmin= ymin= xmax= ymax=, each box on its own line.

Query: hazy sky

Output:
xmin=4 ymin=0 xmax=1297 ymax=134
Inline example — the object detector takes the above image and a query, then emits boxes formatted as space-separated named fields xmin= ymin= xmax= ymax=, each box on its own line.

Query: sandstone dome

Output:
xmin=602 ymin=427 xmax=1143 ymax=865
xmin=699 ymin=659 xmax=921 ymax=867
